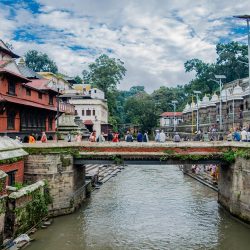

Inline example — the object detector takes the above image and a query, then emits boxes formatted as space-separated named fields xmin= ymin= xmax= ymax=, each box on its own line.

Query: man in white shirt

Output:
xmin=159 ymin=130 xmax=166 ymax=143
xmin=241 ymin=128 xmax=248 ymax=142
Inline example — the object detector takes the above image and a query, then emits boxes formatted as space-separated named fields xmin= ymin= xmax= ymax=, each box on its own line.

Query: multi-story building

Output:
xmin=160 ymin=112 xmax=183 ymax=129
xmin=181 ymin=78 xmax=250 ymax=132
xmin=61 ymin=87 xmax=108 ymax=136
xmin=0 ymin=39 xmax=61 ymax=141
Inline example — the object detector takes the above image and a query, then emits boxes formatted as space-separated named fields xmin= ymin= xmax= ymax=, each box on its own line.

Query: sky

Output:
xmin=0 ymin=0 xmax=250 ymax=92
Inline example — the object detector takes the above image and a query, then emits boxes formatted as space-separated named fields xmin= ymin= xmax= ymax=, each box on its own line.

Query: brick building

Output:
xmin=0 ymin=40 xmax=60 ymax=141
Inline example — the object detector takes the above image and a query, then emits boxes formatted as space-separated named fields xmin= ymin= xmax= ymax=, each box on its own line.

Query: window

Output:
xmin=49 ymin=94 xmax=53 ymax=105
xmin=48 ymin=117 xmax=53 ymax=131
xmin=8 ymin=81 xmax=16 ymax=95
xmin=38 ymin=92 xmax=43 ymax=99
xmin=93 ymin=110 xmax=95 ymax=116
xmin=7 ymin=112 xmax=16 ymax=130
xmin=75 ymin=110 xmax=78 ymax=115
xmin=7 ymin=170 xmax=16 ymax=186
xmin=26 ymin=88 xmax=31 ymax=96
xmin=245 ymin=101 xmax=248 ymax=110
xmin=86 ymin=110 xmax=91 ymax=116
xmin=82 ymin=110 xmax=85 ymax=116
xmin=94 ymin=90 xmax=97 ymax=93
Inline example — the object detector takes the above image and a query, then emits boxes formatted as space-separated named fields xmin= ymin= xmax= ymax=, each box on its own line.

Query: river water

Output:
xmin=27 ymin=165 xmax=250 ymax=250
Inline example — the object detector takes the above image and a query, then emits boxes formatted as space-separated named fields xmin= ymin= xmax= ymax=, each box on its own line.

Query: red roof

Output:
xmin=0 ymin=68 xmax=30 ymax=83
xmin=84 ymin=120 xmax=94 ymax=125
xmin=26 ymin=79 xmax=58 ymax=93
xmin=160 ymin=112 xmax=183 ymax=117
xmin=0 ymin=94 xmax=57 ymax=112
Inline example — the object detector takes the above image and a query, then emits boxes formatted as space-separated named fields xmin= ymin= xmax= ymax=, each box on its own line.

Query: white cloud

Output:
xmin=1 ymin=0 xmax=250 ymax=92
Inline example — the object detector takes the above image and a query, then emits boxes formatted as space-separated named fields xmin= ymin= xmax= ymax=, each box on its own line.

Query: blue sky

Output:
xmin=0 ymin=0 xmax=250 ymax=92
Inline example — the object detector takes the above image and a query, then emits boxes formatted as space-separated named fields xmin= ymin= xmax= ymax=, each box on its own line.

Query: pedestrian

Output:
xmin=29 ymin=134 xmax=36 ymax=143
xmin=159 ymin=130 xmax=166 ymax=143
xmin=203 ymin=132 xmax=209 ymax=142
xmin=226 ymin=130 xmax=233 ymax=141
xmin=67 ymin=132 xmax=72 ymax=142
xmin=233 ymin=128 xmax=241 ymax=142
xmin=97 ymin=132 xmax=105 ymax=142
xmin=75 ymin=133 xmax=82 ymax=142
xmin=241 ymin=127 xmax=248 ymax=142
xmin=155 ymin=130 xmax=160 ymax=142
xmin=41 ymin=132 xmax=47 ymax=143
xmin=112 ymin=132 xmax=119 ymax=142
xmin=173 ymin=132 xmax=181 ymax=142
xmin=137 ymin=131 xmax=143 ymax=142
xmin=143 ymin=131 xmax=149 ymax=142
xmin=89 ymin=130 xmax=96 ymax=142
xmin=107 ymin=130 xmax=113 ymax=141
xmin=125 ymin=131 xmax=133 ymax=142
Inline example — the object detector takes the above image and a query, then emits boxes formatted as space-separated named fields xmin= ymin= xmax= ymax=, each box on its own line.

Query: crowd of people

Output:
xmin=12 ymin=125 xmax=250 ymax=144
xmin=191 ymin=164 xmax=219 ymax=183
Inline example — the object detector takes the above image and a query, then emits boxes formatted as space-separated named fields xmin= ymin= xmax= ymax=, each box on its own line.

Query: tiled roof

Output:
xmin=160 ymin=112 xmax=183 ymax=117
xmin=0 ymin=94 xmax=57 ymax=111
xmin=17 ymin=63 xmax=42 ymax=79
xmin=0 ymin=40 xmax=19 ymax=58
xmin=0 ymin=68 xmax=30 ymax=83
xmin=26 ymin=79 xmax=58 ymax=93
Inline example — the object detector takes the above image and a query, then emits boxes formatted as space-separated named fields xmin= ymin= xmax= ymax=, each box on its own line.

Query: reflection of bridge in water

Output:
xmin=24 ymin=141 xmax=250 ymax=224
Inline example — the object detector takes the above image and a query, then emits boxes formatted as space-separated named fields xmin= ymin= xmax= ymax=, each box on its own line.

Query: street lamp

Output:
xmin=193 ymin=91 xmax=201 ymax=132
xmin=234 ymin=15 xmax=250 ymax=94
xmin=215 ymin=75 xmax=226 ymax=131
xmin=169 ymin=100 xmax=178 ymax=132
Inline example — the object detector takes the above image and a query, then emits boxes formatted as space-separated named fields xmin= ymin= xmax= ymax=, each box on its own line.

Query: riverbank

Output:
xmin=26 ymin=165 xmax=250 ymax=250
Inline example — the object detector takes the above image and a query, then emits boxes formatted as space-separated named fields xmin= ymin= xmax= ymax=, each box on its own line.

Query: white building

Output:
xmin=160 ymin=112 xmax=183 ymax=127
xmin=62 ymin=87 xmax=108 ymax=136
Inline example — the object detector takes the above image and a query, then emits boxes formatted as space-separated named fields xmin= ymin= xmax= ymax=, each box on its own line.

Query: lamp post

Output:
xmin=234 ymin=15 xmax=250 ymax=94
xmin=169 ymin=100 xmax=178 ymax=132
xmin=193 ymin=91 xmax=201 ymax=132
xmin=215 ymin=75 xmax=226 ymax=131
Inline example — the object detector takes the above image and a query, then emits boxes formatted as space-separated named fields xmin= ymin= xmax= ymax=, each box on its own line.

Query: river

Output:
xmin=27 ymin=165 xmax=250 ymax=250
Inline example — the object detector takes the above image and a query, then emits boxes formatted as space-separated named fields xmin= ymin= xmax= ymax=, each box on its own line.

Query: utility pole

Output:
xmin=171 ymin=100 xmax=178 ymax=132
xmin=193 ymin=91 xmax=201 ymax=132
xmin=234 ymin=15 xmax=250 ymax=95
xmin=215 ymin=75 xmax=226 ymax=131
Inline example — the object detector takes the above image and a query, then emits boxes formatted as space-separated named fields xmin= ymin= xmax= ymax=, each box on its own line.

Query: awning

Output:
xmin=84 ymin=120 xmax=94 ymax=125
xmin=0 ymin=94 xmax=57 ymax=112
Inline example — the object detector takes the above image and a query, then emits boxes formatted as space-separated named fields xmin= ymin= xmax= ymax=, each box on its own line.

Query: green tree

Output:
xmin=216 ymin=41 xmax=248 ymax=81
xmin=82 ymin=54 xmax=126 ymax=96
xmin=124 ymin=93 xmax=158 ymax=132
xmin=82 ymin=54 xmax=126 ymax=127
xmin=74 ymin=75 xmax=82 ymax=84
xmin=25 ymin=50 xmax=58 ymax=73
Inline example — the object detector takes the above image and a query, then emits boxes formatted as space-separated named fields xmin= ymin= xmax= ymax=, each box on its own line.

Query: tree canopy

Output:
xmin=82 ymin=54 xmax=126 ymax=96
xmin=24 ymin=50 xmax=58 ymax=73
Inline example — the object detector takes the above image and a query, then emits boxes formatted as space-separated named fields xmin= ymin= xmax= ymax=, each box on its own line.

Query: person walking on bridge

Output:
xmin=137 ymin=131 xmax=143 ymax=142
xmin=159 ymin=130 xmax=166 ymax=143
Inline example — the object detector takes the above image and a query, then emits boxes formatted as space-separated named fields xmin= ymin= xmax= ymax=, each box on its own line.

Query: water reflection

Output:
xmin=27 ymin=165 xmax=250 ymax=250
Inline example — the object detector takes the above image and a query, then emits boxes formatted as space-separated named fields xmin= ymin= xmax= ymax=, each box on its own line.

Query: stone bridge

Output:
xmin=23 ymin=141 xmax=250 ymax=224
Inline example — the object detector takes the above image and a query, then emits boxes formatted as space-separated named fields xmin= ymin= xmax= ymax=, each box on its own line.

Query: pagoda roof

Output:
xmin=0 ymin=40 xmax=19 ymax=58
xmin=17 ymin=59 xmax=42 ymax=79
xmin=0 ymin=68 xmax=30 ymax=83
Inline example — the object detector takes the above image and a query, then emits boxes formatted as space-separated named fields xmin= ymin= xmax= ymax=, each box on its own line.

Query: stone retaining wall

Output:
xmin=24 ymin=153 xmax=86 ymax=216
xmin=219 ymin=157 xmax=250 ymax=223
